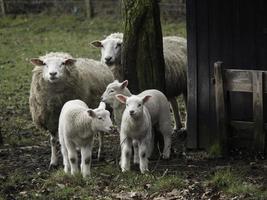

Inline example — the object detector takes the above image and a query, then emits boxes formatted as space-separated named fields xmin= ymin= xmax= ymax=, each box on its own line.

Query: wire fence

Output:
xmin=0 ymin=0 xmax=186 ymax=20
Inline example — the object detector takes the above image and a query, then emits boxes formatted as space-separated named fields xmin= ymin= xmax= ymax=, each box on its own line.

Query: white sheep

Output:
xmin=102 ymin=80 xmax=172 ymax=159
xmin=58 ymin=100 xmax=113 ymax=177
xmin=116 ymin=94 xmax=152 ymax=173
xmin=91 ymin=33 xmax=187 ymax=131
xmin=29 ymin=52 xmax=114 ymax=168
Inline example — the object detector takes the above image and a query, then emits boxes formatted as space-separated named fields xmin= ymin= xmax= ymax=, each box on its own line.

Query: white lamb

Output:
xmin=58 ymin=100 xmax=113 ymax=177
xmin=91 ymin=33 xmax=187 ymax=130
xmin=116 ymin=94 xmax=152 ymax=173
xmin=102 ymin=80 xmax=172 ymax=159
xmin=29 ymin=52 xmax=114 ymax=168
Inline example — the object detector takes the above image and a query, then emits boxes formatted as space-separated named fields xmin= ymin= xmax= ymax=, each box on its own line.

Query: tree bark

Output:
xmin=122 ymin=0 xmax=165 ymax=94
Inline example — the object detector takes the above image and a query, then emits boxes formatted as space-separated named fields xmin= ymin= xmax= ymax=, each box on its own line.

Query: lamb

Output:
xmin=91 ymin=33 xmax=187 ymax=130
xmin=58 ymin=100 xmax=113 ymax=177
xmin=101 ymin=80 xmax=172 ymax=159
xmin=29 ymin=52 xmax=114 ymax=168
xmin=116 ymin=94 xmax=152 ymax=173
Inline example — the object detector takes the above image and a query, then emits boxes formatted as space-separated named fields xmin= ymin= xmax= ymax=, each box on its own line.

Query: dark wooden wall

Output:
xmin=186 ymin=0 xmax=267 ymax=149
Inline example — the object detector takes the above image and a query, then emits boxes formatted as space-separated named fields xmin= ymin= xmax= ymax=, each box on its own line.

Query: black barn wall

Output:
xmin=186 ymin=0 xmax=267 ymax=149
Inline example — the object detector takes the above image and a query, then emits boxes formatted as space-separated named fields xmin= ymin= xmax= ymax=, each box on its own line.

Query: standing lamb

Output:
xmin=116 ymin=94 xmax=152 ymax=173
xmin=91 ymin=33 xmax=187 ymax=130
xmin=29 ymin=52 xmax=114 ymax=168
xmin=59 ymin=100 xmax=113 ymax=177
xmin=101 ymin=80 xmax=172 ymax=159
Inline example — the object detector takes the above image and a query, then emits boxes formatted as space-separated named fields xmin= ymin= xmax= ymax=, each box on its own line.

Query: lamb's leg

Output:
xmin=66 ymin=140 xmax=79 ymax=175
xmin=49 ymin=134 xmax=58 ymax=169
xmin=121 ymin=137 xmax=132 ymax=172
xmin=61 ymin=142 xmax=70 ymax=173
xmin=133 ymin=140 xmax=139 ymax=164
xmin=81 ymin=143 xmax=93 ymax=178
xmin=169 ymin=98 xmax=182 ymax=130
xmin=139 ymin=140 xmax=149 ymax=173
xmin=158 ymin=122 xmax=172 ymax=159
xmin=97 ymin=132 xmax=103 ymax=161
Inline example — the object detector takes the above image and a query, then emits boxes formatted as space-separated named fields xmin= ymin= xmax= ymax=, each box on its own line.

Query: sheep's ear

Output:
xmin=30 ymin=58 xmax=45 ymax=66
xmin=98 ymin=102 xmax=106 ymax=109
xmin=142 ymin=95 xmax=152 ymax=103
xmin=88 ymin=109 xmax=96 ymax=118
xmin=90 ymin=40 xmax=103 ymax=48
xmin=115 ymin=94 xmax=127 ymax=104
xmin=120 ymin=80 xmax=128 ymax=89
xmin=63 ymin=59 xmax=76 ymax=66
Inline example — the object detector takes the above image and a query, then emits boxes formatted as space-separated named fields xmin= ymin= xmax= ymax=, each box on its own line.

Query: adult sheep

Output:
xmin=29 ymin=52 xmax=114 ymax=168
xmin=91 ymin=33 xmax=187 ymax=130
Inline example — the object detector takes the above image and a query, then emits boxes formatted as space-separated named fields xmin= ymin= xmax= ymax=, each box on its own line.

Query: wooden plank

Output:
xmin=224 ymin=70 xmax=267 ymax=93
xmin=252 ymin=71 xmax=265 ymax=153
xmin=231 ymin=120 xmax=267 ymax=130
xmin=0 ymin=0 xmax=5 ymax=17
xmin=85 ymin=0 xmax=94 ymax=18
xmin=214 ymin=62 xmax=228 ymax=155
xmin=186 ymin=0 xmax=198 ymax=148
xmin=197 ymin=0 xmax=210 ymax=149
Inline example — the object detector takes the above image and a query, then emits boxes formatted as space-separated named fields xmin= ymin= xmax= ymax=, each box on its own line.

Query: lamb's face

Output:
xmin=30 ymin=57 xmax=76 ymax=83
xmin=101 ymin=80 xmax=128 ymax=105
xmin=91 ymin=38 xmax=122 ymax=66
xmin=125 ymin=96 xmax=144 ymax=119
xmin=89 ymin=109 xmax=113 ymax=133
xmin=116 ymin=95 xmax=152 ymax=120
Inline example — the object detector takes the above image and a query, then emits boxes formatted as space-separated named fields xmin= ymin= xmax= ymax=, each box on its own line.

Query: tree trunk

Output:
xmin=0 ymin=0 xmax=5 ymax=17
xmin=85 ymin=0 xmax=94 ymax=19
xmin=122 ymin=0 xmax=165 ymax=94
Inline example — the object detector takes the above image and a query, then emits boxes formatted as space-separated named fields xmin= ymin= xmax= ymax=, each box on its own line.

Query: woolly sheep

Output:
xmin=29 ymin=52 xmax=114 ymax=168
xmin=101 ymin=80 xmax=172 ymax=159
xmin=116 ymin=94 xmax=152 ymax=173
xmin=91 ymin=33 xmax=187 ymax=130
xmin=58 ymin=100 xmax=113 ymax=177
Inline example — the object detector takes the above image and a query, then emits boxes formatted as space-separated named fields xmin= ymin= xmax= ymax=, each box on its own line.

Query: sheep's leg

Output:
xmin=49 ymin=134 xmax=58 ymax=169
xmin=121 ymin=137 xmax=132 ymax=172
xmin=61 ymin=142 xmax=70 ymax=173
xmin=97 ymin=132 xmax=103 ymax=161
xmin=81 ymin=143 xmax=93 ymax=178
xmin=183 ymin=93 xmax=188 ymax=129
xmin=132 ymin=140 xmax=139 ymax=164
xmin=169 ymin=98 xmax=182 ymax=130
xmin=139 ymin=140 xmax=149 ymax=173
xmin=66 ymin=140 xmax=79 ymax=175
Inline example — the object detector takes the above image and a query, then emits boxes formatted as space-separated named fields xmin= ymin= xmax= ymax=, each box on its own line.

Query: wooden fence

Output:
xmin=0 ymin=0 xmax=186 ymax=20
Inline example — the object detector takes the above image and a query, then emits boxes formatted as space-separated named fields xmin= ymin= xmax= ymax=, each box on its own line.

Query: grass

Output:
xmin=209 ymin=168 xmax=267 ymax=199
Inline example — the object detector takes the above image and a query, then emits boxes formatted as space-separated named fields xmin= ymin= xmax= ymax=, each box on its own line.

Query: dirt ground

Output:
xmin=1 ymin=133 xmax=266 ymax=200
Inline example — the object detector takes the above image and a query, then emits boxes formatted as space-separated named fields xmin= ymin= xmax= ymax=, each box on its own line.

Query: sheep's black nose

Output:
xmin=129 ymin=110 xmax=135 ymax=116
xmin=49 ymin=72 xmax=57 ymax=76
xmin=105 ymin=56 xmax=112 ymax=62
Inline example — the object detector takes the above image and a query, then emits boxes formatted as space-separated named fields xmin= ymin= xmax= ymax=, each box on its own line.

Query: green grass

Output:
xmin=209 ymin=168 xmax=267 ymax=199
xmin=0 ymin=14 xmax=185 ymax=147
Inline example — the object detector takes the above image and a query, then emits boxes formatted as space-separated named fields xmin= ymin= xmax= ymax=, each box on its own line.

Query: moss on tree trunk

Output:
xmin=122 ymin=0 xmax=165 ymax=94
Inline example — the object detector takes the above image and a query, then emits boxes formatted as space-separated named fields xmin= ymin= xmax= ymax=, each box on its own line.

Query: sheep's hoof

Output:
xmin=48 ymin=163 xmax=58 ymax=170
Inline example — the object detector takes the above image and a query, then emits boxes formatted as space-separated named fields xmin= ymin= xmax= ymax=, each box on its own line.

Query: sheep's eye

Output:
xmin=116 ymin=43 xmax=121 ymax=49
xmin=98 ymin=116 xmax=102 ymax=120
xmin=138 ymin=104 xmax=141 ymax=107
xmin=109 ymin=89 xmax=114 ymax=94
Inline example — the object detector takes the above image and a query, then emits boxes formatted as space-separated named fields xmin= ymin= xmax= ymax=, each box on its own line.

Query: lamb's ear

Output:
xmin=63 ymin=59 xmax=76 ymax=66
xmin=87 ymin=109 xmax=96 ymax=118
xmin=30 ymin=58 xmax=45 ymax=66
xmin=120 ymin=80 xmax=128 ymax=89
xmin=115 ymin=94 xmax=127 ymax=104
xmin=98 ymin=102 xmax=106 ymax=109
xmin=90 ymin=40 xmax=103 ymax=48
xmin=142 ymin=95 xmax=152 ymax=103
